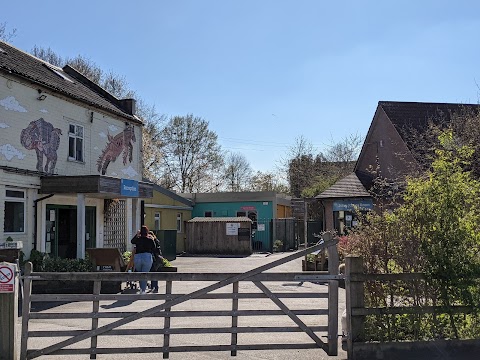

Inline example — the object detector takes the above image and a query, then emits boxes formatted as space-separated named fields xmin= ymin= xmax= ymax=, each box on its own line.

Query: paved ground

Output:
xmin=20 ymin=251 xmax=348 ymax=360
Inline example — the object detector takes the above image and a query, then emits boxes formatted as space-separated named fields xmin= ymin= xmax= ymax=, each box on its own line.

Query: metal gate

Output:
xmin=20 ymin=236 xmax=340 ymax=359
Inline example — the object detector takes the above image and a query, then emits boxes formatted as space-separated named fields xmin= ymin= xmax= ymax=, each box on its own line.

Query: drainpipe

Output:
xmin=33 ymin=194 xmax=54 ymax=251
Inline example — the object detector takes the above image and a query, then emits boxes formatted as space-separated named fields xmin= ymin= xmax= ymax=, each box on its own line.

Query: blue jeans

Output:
xmin=134 ymin=252 xmax=153 ymax=291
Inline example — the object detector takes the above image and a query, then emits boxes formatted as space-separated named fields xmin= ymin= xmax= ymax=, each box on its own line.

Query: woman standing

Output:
xmin=131 ymin=225 xmax=156 ymax=294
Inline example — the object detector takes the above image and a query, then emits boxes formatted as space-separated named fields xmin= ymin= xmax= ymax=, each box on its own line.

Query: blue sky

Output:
xmin=3 ymin=1 xmax=480 ymax=172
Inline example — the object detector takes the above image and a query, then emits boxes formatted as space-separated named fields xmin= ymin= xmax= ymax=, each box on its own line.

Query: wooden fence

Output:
xmin=20 ymin=238 xmax=340 ymax=359
xmin=345 ymin=256 xmax=480 ymax=359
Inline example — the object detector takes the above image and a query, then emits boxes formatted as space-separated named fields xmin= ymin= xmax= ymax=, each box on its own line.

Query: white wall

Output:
xmin=0 ymin=73 xmax=142 ymax=257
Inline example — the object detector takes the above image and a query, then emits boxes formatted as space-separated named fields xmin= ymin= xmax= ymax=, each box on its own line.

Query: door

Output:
xmin=45 ymin=205 xmax=96 ymax=258
xmin=85 ymin=207 xmax=96 ymax=249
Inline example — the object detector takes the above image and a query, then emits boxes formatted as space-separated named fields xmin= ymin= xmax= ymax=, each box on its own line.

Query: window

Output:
xmin=4 ymin=188 xmax=25 ymax=233
xmin=204 ymin=211 xmax=212 ymax=217
xmin=236 ymin=211 xmax=246 ymax=217
xmin=154 ymin=212 xmax=161 ymax=230
xmin=68 ymin=124 xmax=84 ymax=162
xmin=176 ymin=213 xmax=182 ymax=233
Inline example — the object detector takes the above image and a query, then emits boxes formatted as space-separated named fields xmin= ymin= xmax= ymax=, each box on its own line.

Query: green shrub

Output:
xmin=273 ymin=240 xmax=283 ymax=252
xmin=42 ymin=257 xmax=94 ymax=272
xmin=27 ymin=249 xmax=94 ymax=272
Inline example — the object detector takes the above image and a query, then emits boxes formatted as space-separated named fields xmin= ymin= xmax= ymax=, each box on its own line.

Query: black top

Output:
xmin=131 ymin=235 xmax=156 ymax=254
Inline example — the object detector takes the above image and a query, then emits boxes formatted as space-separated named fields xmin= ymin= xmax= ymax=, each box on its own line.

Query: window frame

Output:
xmin=68 ymin=123 xmax=84 ymax=162
xmin=176 ymin=213 xmax=182 ymax=233
xmin=154 ymin=212 xmax=161 ymax=230
xmin=4 ymin=188 xmax=26 ymax=234
xmin=204 ymin=211 xmax=213 ymax=217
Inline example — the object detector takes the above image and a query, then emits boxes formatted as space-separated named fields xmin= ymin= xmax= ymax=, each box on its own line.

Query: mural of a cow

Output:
xmin=20 ymin=118 xmax=62 ymax=174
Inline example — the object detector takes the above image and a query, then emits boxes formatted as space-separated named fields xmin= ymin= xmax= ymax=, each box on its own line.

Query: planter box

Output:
xmin=302 ymin=259 xmax=328 ymax=271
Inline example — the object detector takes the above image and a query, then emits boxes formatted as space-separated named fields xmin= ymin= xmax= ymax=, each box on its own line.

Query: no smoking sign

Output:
xmin=0 ymin=263 xmax=15 ymax=293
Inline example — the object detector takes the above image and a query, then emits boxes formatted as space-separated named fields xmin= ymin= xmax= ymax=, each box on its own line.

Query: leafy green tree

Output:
xmin=396 ymin=131 xmax=480 ymax=337
xmin=347 ymin=130 xmax=480 ymax=340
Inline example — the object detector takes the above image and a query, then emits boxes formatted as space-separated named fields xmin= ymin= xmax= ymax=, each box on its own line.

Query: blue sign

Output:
xmin=333 ymin=199 xmax=373 ymax=212
xmin=121 ymin=179 xmax=139 ymax=197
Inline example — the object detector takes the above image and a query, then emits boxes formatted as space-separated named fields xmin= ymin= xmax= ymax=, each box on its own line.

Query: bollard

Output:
xmin=0 ymin=261 xmax=19 ymax=360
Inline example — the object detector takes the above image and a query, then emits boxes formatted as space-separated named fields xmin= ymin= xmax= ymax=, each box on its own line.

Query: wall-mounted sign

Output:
xmin=333 ymin=199 xmax=373 ymax=212
xmin=226 ymin=223 xmax=240 ymax=235
xmin=121 ymin=179 xmax=139 ymax=197
xmin=0 ymin=263 xmax=15 ymax=293
xmin=238 ymin=228 xmax=250 ymax=241
xmin=241 ymin=206 xmax=256 ymax=211
xmin=257 ymin=224 xmax=265 ymax=231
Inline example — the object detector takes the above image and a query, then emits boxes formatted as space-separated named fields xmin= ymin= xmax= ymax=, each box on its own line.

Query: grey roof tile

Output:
xmin=0 ymin=41 xmax=141 ymax=123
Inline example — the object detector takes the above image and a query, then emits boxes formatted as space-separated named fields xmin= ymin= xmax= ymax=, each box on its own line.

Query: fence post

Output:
xmin=345 ymin=256 xmax=364 ymax=360
xmin=0 ymin=261 xmax=19 ymax=360
xmin=327 ymin=233 xmax=339 ymax=356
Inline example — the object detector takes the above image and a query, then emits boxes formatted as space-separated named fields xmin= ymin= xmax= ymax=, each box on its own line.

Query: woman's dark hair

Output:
xmin=140 ymin=225 xmax=149 ymax=237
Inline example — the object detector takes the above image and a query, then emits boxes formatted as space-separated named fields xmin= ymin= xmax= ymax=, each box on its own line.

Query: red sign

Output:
xmin=0 ymin=264 xmax=15 ymax=292
xmin=240 ymin=206 xmax=256 ymax=211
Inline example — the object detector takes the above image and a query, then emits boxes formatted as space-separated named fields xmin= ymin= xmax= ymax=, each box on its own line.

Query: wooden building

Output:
xmin=186 ymin=217 xmax=252 ymax=255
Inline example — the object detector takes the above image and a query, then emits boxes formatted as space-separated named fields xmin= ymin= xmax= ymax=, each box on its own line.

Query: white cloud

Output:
xmin=0 ymin=123 xmax=10 ymax=128
xmin=39 ymin=109 xmax=48 ymax=113
xmin=0 ymin=96 xmax=27 ymax=112
xmin=99 ymin=132 xmax=107 ymax=138
xmin=108 ymin=125 xmax=118 ymax=132
xmin=121 ymin=166 xmax=138 ymax=178
xmin=0 ymin=144 xmax=26 ymax=161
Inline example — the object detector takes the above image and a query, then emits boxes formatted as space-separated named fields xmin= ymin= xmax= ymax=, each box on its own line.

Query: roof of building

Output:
xmin=181 ymin=191 xmax=292 ymax=205
xmin=316 ymin=173 xmax=370 ymax=199
xmin=188 ymin=217 xmax=253 ymax=223
xmin=0 ymin=41 xmax=141 ymax=123
xmin=378 ymin=101 xmax=480 ymax=135
xmin=146 ymin=180 xmax=193 ymax=206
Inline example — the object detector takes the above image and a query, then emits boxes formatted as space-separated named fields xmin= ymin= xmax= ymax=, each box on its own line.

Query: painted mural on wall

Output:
xmin=20 ymin=118 xmax=62 ymax=174
xmin=96 ymin=124 xmax=136 ymax=175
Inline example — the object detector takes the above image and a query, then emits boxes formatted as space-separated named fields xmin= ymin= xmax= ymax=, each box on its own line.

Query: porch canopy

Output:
xmin=39 ymin=175 xmax=153 ymax=198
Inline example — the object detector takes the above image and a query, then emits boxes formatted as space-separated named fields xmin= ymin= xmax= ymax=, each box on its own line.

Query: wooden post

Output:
xmin=326 ymin=233 xmax=339 ymax=356
xmin=230 ymin=281 xmax=239 ymax=356
xmin=163 ymin=280 xmax=172 ymax=359
xmin=90 ymin=280 xmax=101 ymax=359
xmin=20 ymin=262 xmax=32 ymax=360
xmin=345 ymin=256 xmax=364 ymax=359
xmin=0 ymin=261 xmax=18 ymax=360
xmin=303 ymin=199 xmax=308 ymax=249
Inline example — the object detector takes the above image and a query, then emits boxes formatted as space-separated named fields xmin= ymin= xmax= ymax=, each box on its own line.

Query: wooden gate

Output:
xmin=20 ymin=236 xmax=340 ymax=359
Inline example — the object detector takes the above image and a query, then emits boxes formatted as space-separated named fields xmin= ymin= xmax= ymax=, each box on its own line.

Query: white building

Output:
xmin=0 ymin=41 xmax=152 ymax=259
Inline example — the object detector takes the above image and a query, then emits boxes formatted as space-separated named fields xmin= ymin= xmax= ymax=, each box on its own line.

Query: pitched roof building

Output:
xmin=317 ymin=100 xmax=480 ymax=233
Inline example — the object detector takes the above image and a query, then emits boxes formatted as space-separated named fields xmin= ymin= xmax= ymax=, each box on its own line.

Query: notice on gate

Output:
xmin=0 ymin=263 xmax=15 ymax=292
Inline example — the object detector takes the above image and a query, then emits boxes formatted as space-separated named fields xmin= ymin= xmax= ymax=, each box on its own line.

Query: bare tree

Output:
xmin=0 ymin=22 xmax=16 ymax=42
xmin=223 ymin=152 xmax=252 ymax=191
xmin=31 ymin=46 xmax=64 ymax=66
xmin=282 ymin=136 xmax=321 ymax=197
xmin=158 ymin=114 xmax=223 ymax=193
xmin=250 ymin=171 xmax=289 ymax=193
